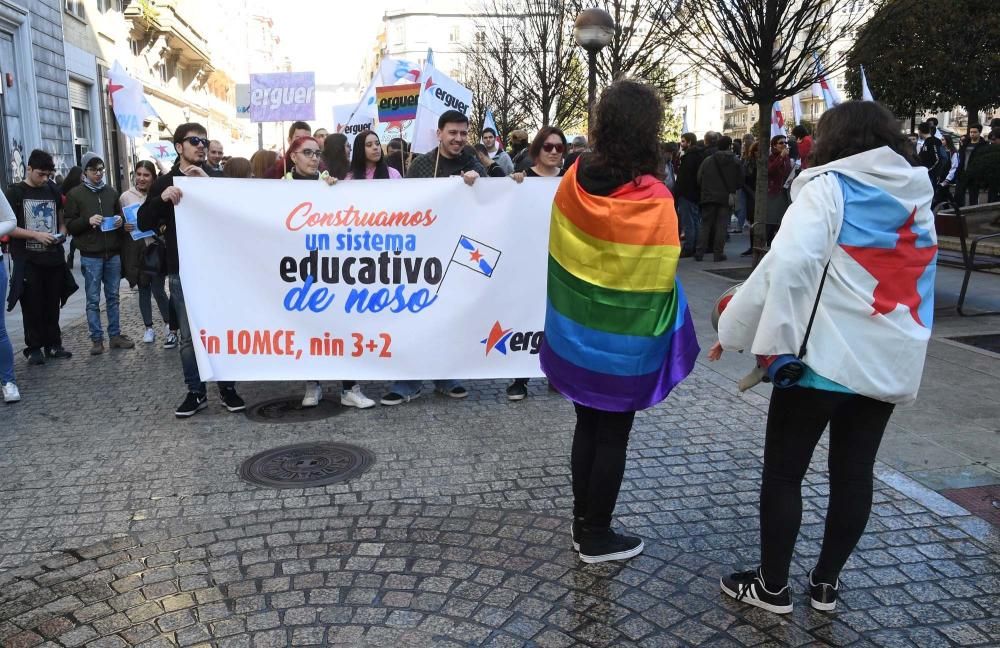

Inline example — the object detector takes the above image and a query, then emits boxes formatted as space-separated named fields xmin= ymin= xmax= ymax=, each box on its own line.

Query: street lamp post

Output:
xmin=574 ymin=8 xmax=615 ymax=127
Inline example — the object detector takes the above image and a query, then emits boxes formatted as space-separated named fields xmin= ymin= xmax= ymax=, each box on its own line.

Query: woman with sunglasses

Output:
xmin=511 ymin=127 xmax=567 ymax=182
xmin=347 ymin=130 xmax=401 ymax=180
xmin=284 ymin=136 xmax=375 ymax=410
xmin=766 ymin=135 xmax=792 ymax=244
xmin=506 ymin=127 xmax=568 ymax=401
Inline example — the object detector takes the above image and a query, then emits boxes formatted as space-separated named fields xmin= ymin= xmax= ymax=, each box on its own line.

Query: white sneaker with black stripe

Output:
xmin=720 ymin=567 xmax=792 ymax=614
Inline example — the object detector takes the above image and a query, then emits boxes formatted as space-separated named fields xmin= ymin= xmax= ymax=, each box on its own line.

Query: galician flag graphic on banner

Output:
xmin=770 ymin=101 xmax=786 ymax=138
xmin=860 ymin=65 xmax=875 ymax=101
xmin=108 ymin=61 xmax=159 ymax=138
xmin=813 ymin=54 xmax=842 ymax=110
xmin=411 ymin=58 xmax=474 ymax=154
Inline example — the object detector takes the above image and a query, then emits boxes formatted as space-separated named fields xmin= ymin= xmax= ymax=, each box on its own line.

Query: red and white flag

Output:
xmin=108 ymin=61 xmax=159 ymax=138
xmin=770 ymin=101 xmax=786 ymax=138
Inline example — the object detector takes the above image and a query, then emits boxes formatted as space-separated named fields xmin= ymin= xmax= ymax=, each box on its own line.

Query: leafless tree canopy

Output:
xmin=673 ymin=0 xmax=872 ymax=105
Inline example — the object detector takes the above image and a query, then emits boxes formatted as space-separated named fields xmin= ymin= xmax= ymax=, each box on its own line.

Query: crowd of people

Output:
xmin=0 ymin=84 xmax=981 ymax=611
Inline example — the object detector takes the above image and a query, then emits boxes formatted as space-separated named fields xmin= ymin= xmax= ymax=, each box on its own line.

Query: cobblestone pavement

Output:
xmin=2 ymin=296 xmax=999 ymax=647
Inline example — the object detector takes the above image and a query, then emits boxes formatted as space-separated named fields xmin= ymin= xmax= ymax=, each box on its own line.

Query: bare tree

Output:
xmin=672 ymin=0 xmax=873 ymax=263
xmin=462 ymin=11 xmax=532 ymax=142
xmin=516 ymin=0 xmax=587 ymax=130
xmin=567 ymin=0 xmax=682 ymax=97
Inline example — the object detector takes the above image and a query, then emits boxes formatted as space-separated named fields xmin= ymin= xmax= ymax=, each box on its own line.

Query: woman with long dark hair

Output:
xmin=347 ymin=131 xmax=401 ymax=180
xmin=283 ymin=136 xmax=374 ymax=410
xmin=540 ymin=81 xmax=699 ymax=563
xmin=711 ymin=101 xmax=935 ymax=614
xmin=322 ymin=133 xmax=351 ymax=181
xmin=121 ymin=160 xmax=175 ymax=346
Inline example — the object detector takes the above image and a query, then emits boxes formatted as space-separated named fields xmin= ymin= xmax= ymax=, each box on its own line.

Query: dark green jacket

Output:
xmin=65 ymin=184 xmax=124 ymax=258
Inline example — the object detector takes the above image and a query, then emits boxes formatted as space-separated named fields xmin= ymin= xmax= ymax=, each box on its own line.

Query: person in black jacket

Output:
xmin=916 ymin=122 xmax=942 ymax=188
xmin=676 ymin=133 xmax=706 ymax=257
xmin=137 ymin=122 xmax=245 ymax=418
xmin=696 ymin=136 xmax=743 ymax=261
xmin=65 ymin=152 xmax=135 ymax=355
xmin=956 ymin=124 xmax=988 ymax=206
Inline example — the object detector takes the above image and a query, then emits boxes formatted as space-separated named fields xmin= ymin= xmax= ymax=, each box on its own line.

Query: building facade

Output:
xmin=0 ymin=0 xmax=73 ymax=191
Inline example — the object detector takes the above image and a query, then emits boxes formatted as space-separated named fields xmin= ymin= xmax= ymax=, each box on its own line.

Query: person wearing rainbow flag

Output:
xmin=540 ymin=81 xmax=700 ymax=564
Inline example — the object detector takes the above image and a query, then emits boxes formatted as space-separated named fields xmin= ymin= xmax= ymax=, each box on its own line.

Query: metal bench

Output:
xmin=934 ymin=201 xmax=1000 ymax=316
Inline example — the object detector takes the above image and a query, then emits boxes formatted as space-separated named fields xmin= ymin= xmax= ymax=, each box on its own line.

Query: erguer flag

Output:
xmin=813 ymin=54 xmax=842 ymax=110
xmin=770 ymin=101 xmax=786 ymax=138
xmin=410 ymin=61 xmax=473 ymax=154
xmin=108 ymin=61 xmax=159 ymax=138
xmin=860 ymin=65 xmax=875 ymax=101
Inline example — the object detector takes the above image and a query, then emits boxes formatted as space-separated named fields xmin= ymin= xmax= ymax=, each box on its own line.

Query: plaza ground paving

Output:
xmin=1 ymin=232 xmax=999 ymax=647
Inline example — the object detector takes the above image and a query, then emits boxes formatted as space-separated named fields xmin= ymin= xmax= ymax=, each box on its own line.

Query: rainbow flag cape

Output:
xmin=539 ymin=164 xmax=699 ymax=412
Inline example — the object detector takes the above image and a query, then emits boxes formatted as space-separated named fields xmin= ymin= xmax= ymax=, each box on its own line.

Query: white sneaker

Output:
xmin=143 ymin=327 xmax=155 ymax=344
xmin=3 ymin=382 xmax=21 ymax=403
xmin=302 ymin=381 xmax=322 ymax=407
xmin=341 ymin=384 xmax=376 ymax=409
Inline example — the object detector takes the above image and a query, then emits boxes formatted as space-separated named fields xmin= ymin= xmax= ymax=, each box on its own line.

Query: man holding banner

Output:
xmin=138 ymin=123 xmax=246 ymax=418
xmin=406 ymin=111 xmax=486 ymax=182
xmin=379 ymin=110 xmax=486 ymax=406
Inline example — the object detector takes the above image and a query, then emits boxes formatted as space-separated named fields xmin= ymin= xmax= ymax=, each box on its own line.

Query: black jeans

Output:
xmin=571 ymin=403 xmax=636 ymax=528
xmin=760 ymin=386 xmax=894 ymax=589
xmin=20 ymin=262 xmax=65 ymax=352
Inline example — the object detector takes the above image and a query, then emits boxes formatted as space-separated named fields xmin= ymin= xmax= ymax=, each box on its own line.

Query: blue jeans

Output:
xmin=389 ymin=379 xmax=460 ymax=397
xmin=735 ymin=189 xmax=748 ymax=229
xmin=80 ymin=255 xmax=122 ymax=341
xmin=676 ymin=197 xmax=700 ymax=254
xmin=168 ymin=274 xmax=234 ymax=395
xmin=0 ymin=260 xmax=15 ymax=385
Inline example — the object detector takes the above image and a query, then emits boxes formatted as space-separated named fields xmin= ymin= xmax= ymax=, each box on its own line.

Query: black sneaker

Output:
xmin=740 ymin=248 xmax=753 ymax=257
xmin=720 ymin=567 xmax=792 ymax=614
xmin=578 ymin=527 xmax=644 ymax=564
xmin=808 ymin=569 xmax=839 ymax=611
xmin=571 ymin=518 xmax=584 ymax=551
xmin=381 ymin=391 xmax=420 ymax=406
xmin=45 ymin=346 xmax=73 ymax=359
xmin=220 ymin=388 xmax=246 ymax=413
xmin=23 ymin=348 xmax=45 ymax=365
xmin=437 ymin=385 xmax=468 ymax=399
xmin=506 ymin=380 xmax=528 ymax=401
xmin=175 ymin=392 xmax=207 ymax=418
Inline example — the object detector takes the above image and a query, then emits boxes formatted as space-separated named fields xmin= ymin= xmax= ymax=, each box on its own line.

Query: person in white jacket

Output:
xmin=1 ymin=192 xmax=19 ymax=402
xmin=708 ymin=101 xmax=936 ymax=615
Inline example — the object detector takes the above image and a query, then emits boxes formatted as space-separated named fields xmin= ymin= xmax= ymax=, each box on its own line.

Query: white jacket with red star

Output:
xmin=718 ymin=146 xmax=936 ymax=405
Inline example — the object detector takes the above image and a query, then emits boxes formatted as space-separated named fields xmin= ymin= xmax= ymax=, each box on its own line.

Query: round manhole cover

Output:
xmin=239 ymin=442 xmax=375 ymax=489
xmin=244 ymin=396 xmax=344 ymax=423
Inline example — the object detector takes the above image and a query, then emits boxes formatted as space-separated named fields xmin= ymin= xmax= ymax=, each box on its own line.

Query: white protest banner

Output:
xmin=411 ymin=63 xmax=473 ymax=154
xmin=250 ymin=71 xmax=316 ymax=122
xmin=235 ymin=83 xmax=250 ymax=119
xmin=174 ymin=177 xmax=556 ymax=381
xmin=332 ymin=103 xmax=356 ymax=133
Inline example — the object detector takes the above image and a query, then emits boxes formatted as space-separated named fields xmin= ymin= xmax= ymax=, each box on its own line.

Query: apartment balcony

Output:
xmin=125 ymin=0 xmax=213 ymax=74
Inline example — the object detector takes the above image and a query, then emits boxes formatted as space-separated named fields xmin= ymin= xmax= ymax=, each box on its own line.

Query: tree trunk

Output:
xmin=910 ymin=107 xmax=917 ymax=134
xmin=966 ymin=104 xmax=981 ymax=132
xmin=752 ymin=101 xmax=771 ymax=267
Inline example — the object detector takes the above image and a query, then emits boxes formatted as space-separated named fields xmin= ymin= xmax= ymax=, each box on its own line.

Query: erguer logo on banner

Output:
xmin=250 ymin=72 xmax=316 ymax=123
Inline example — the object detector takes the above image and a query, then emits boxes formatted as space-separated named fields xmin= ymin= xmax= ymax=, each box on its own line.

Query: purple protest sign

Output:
xmin=249 ymin=72 xmax=316 ymax=122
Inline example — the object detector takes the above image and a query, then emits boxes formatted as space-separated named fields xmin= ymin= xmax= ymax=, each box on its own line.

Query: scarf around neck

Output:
xmin=82 ymin=175 xmax=107 ymax=192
